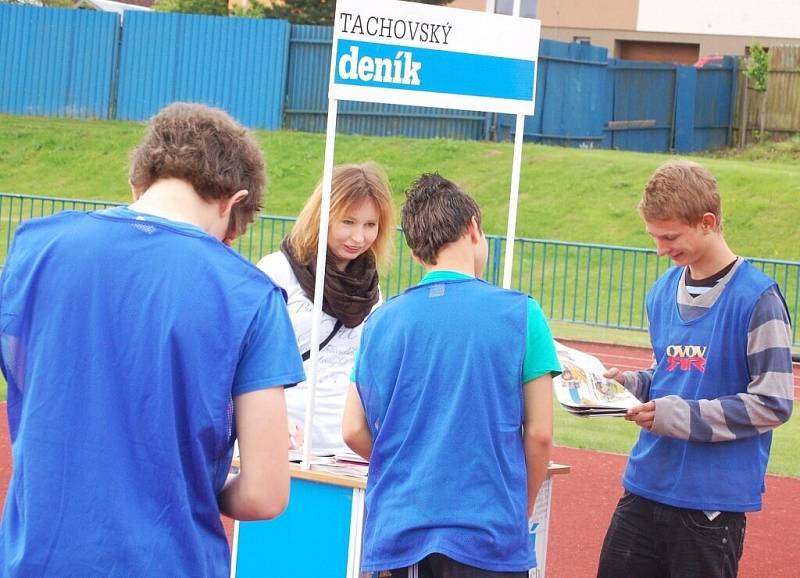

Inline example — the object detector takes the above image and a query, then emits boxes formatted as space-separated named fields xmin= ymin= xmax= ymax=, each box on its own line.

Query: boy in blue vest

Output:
xmin=597 ymin=160 xmax=793 ymax=578
xmin=0 ymin=103 xmax=305 ymax=576
xmin=343 ymin=173 xmax=561 ymax=577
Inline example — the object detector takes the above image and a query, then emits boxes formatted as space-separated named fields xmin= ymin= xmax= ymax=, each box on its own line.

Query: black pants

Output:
xmin=597 ymin=492 xmax=746 ymax=578
xmin=387 ymin=553 xmax=528 ymax=578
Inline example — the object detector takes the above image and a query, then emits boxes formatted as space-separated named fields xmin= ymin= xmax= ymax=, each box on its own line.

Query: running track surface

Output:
xmin=0 ymin=340 xmax=798 ymax=576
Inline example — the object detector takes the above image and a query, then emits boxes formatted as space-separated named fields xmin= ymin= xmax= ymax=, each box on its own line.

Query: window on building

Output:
xmin=494 ymin=0 xmax=537 ymax=18
xmin=574 ymin=36 xmax=591 ymax=44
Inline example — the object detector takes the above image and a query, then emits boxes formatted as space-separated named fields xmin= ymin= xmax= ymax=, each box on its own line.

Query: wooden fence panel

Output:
xmin=733 ymin=45 xmax=800 ymax=142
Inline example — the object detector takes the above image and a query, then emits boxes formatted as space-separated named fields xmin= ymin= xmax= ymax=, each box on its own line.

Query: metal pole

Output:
xmin=501 ymin=0 xmax=525 ymax=290
xmin=301 ymin=96 xmax=338 ymax=469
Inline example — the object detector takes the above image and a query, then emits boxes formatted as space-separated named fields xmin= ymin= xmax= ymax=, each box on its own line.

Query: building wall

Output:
xmin=537 ymin=0 xmax=637 ymax=31
xmin=396 ymin=1 xmax=800 ymax=61
xmin=637 ymin=0 xmax=800 ymax=39
xmin=448 ymin=0 xmax=488 ymax=11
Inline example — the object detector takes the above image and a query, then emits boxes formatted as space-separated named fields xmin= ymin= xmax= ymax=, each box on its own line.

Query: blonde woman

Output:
xmin=257 ymin=163 xmax=395 ymax=455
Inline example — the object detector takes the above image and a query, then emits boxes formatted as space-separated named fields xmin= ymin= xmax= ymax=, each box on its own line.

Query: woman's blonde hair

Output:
xmin=287 ymin=163 xmax=395 ymax=269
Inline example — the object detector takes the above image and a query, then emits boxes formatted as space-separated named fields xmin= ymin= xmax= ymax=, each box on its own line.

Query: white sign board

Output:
xmin=330 ymin=0 xmax=541 ymax=115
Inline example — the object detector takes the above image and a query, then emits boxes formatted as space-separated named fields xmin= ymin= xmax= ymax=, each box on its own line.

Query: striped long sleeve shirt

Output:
xmin=623 ymin=258 xmax=794 ymax=442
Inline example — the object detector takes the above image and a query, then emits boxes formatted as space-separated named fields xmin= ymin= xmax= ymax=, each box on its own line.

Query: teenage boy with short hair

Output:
xmin=343 ymin=173 xmax=560 ymax=577
xmin=597 ymin=160 xmax=793 ymax=578
xmin=0 ymin=103 xmax=305 ymax=576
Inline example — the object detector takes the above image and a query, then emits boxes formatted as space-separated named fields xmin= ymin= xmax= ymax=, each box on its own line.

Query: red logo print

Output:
xmin=665 ymin=344 xmax=707 ymax=373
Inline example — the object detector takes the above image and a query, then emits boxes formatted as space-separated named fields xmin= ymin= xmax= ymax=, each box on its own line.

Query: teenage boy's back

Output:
xmin=0 ymin=104 xmax=305 ymax=576
xmin=344 ymin=174 xmax=560 ymax=576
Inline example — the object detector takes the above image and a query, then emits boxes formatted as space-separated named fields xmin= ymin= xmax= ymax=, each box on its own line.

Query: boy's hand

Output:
xmin=604 ymin=367 xmax=624 ymax=384
xmin=289 ymin=423 xmax=304 ymax=450
xmin=626 ymin=401 xmax=656 ymax=431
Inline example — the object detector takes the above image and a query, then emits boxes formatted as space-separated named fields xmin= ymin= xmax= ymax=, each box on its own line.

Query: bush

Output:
xmin=154 ymin=0 xmax=228 ymax=17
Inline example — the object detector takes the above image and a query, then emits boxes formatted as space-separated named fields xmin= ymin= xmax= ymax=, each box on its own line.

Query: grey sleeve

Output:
xmin=622 ymin=367 xmax=655 ymax=402
xmin=652 ymin=287 xmax=794 ymax=441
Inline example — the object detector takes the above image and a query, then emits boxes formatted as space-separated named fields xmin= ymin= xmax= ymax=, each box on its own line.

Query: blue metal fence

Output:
xmin=1 ymin=193 xmax=797 ymax=345
xmin=116 ymin=12 xmax=289 ymax=129
xmin=477 ymin=44 xmax=739 ymax=154
xmin=694 ymin=57 xmax=738 ymax=152
xmin=496 ymin=40 xmax=609 ymax=147
xmin=0 ymin=5 xmax=119 ymax=119
xmin=0 ymin=5 xmax=742 ymax=152
xmin=605 ymin=60 xmax=676 ymax=152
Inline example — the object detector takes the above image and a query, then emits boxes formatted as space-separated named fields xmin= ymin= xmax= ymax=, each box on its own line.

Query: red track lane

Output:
xmin=548 ymin=446 xmax=800 ymax=578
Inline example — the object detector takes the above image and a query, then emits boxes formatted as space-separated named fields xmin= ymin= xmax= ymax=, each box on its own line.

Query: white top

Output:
xmin=256 ymin=251 xmax=380 ymax=455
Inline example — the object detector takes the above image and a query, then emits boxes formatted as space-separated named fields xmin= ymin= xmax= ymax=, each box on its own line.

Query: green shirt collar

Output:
xmin=418 ymin=270 xmax=475 ymax=285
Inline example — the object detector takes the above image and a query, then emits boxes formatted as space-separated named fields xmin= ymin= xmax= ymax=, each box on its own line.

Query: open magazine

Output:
xmin=553 ymin=341 xmax=639 ymax=417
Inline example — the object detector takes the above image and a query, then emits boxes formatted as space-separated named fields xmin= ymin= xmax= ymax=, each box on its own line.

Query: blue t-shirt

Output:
xmin=0 ymin=207 xmax=305 ymax=577
xmin=354 ymin=273 xmax=560 ymax=572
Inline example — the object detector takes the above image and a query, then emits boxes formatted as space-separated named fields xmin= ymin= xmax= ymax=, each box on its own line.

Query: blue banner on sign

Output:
xmin=334 ymin=39 xmax=535 ymax=102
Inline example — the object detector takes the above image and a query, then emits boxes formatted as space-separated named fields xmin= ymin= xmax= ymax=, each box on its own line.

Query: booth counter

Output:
xmin=232 ymin=462 xmax=569 ymax=578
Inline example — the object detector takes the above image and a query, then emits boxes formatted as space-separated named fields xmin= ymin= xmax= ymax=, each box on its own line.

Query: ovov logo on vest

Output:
xmin=665 ymin=344 xmax=707 ymax=372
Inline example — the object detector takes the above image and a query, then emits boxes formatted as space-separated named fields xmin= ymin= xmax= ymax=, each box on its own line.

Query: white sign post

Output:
xmin=302 ymin=0 xmax=540 ymax=464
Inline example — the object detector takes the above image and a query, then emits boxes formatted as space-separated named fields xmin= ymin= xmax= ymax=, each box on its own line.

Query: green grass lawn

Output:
xmin=2 ymin=115 xmax=799 ymax=260
xmin=1 ymin=115 xmax=798 ymax=477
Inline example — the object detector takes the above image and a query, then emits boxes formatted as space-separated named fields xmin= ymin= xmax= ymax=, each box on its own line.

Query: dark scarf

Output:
xmin=280 ymin=238 xmax=379 ymax=328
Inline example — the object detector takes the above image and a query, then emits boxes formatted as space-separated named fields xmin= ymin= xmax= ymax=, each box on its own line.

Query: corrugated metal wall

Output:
xmin=0 ymin=5 xmax=118 ymax=119
xmin=694 ymin=57 xmax=737 ymax=152
xmin=494 ymin=45 xmax=737 ymax=153
xmin=115 ymin=12 xmax=289 ymax=129
xmin=606 ymin=60 xmax=676 ymax=153
xmin=284 ymin=25 xmax=489 ymax=140
xmin=0 ymin=6 xmax=742 ymax=152
xmin=496 ymin=40 xmax=609 ymax=147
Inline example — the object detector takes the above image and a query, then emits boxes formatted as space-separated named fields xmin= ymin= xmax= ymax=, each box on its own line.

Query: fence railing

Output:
xmin=1 ymin=193 xmax=797 ymax=345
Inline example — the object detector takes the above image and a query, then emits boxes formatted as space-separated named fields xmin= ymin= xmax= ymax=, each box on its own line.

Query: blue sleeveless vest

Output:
xmin=355 ymin=278 xmax=533 ymax=571
xmin=624 ymin=261 xmax=775 ymax=512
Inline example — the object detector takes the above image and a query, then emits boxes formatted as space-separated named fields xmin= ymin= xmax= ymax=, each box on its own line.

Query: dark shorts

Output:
xmin=597 ymin=492 xmax=747 ymax=578
xmin=385 ymin=553 xmax=528 ymax=578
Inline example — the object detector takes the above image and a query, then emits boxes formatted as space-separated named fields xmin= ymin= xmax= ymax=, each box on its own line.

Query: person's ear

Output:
xmin=130 ymin=180 xmax=144 ymax=201
xmin=467 ymin=216 xmax=482 ymax=243
xmin=220 ymin=189 xmax=249 ymax=218
xmin=219 ymin=190 xmax=250 ymax=244
xmin=700 ymin=212 xmax=717 ymax=233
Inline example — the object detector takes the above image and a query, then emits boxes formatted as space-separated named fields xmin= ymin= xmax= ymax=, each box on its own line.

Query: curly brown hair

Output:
xmin=129 ymin=102 xmax=266 ymax=238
